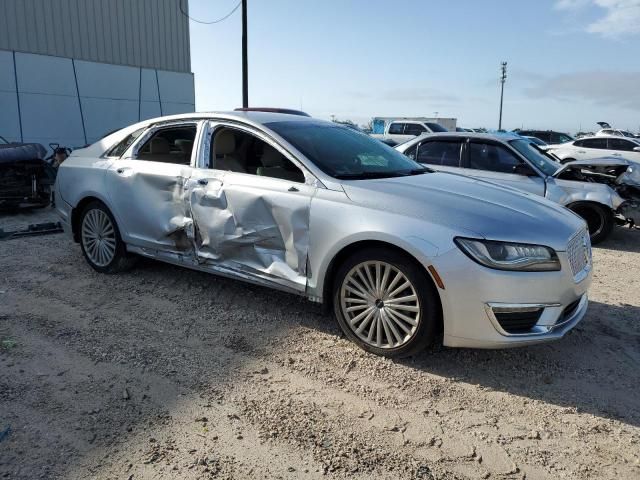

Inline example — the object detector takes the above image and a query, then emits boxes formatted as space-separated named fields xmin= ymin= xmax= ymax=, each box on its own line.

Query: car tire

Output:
xmin=568 ymin=201 xmax=614 ymax=244
xmin=332 ymin=247 xmax=441 ymax=358
xmin=79 ymin=201 xmax=137 ymax=273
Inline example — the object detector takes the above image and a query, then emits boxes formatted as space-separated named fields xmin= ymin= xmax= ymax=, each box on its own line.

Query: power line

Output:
xmin=179 ymin=0 xmax=241 ymax=25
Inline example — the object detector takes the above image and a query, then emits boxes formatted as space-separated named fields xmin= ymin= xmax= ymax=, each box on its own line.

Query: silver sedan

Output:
xmin=54 ymin=112 xmax=592 ymax=356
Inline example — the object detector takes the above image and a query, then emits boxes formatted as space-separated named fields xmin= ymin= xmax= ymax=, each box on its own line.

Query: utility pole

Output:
xmin=498 ymin=61 xmax=507 ymax=131
xmin=242 ymin=0 xmax=248 ymax=108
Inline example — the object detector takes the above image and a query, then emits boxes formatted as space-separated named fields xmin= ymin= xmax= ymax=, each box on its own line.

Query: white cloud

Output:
xmin=555 ymin=0 xmax=640 ymax=37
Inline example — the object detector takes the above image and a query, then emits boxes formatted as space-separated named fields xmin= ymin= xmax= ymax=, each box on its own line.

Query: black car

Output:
xmin=515 ymin=129 xmax=574 ymax=145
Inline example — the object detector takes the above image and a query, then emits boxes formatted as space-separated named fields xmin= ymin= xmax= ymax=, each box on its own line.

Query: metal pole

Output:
xmin=242 ymin=0 xmax=248 ymax=108
xmin=498 ymin=61 xmax=507 ymax=131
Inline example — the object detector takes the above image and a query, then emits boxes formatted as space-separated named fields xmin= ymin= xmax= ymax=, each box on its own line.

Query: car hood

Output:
xmin=341 ymin=172 xmax=584 ymax=251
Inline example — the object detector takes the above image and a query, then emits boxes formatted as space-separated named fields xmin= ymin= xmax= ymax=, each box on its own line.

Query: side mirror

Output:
xmin=513 ymin=163 xmax=537 ymax=176
xmin=633 ymin=147 xmax=640 ymax=152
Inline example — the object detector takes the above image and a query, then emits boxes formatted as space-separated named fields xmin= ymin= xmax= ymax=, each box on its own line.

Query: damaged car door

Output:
xmin=105 ymin=122 xmax=199 ymax=251
xmin=186 ymin=123 xmax=315 ymax=293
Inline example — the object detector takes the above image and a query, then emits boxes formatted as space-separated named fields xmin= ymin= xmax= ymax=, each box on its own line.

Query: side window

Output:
xmin=573 ymin=140 xmax=584 ymax=147
xmin=211 ymin=127 xmax=305 ymax=183
xmin=404 ymin=123 xmax=426 ymax=136
xmin=417 ymin=141 xmax=462 ymax=167
xmin=106 ymin=128 xmax=145 ymax=157
xmin=557 ymin=134 xmax=573 ymax=143
xmin=388 ymin=123 xmax=405 ymax=135
xmin=608 ymin=138 xmax=636 ymax=151
xmin=135 ymin=125 xmax=196 ymax=165
xmin=537 ymin=132 xmax=552 ymax=143
xmin=403 ymin=145 xmax=417 ymax=160
xmin=581 ymin=138 xmax=607 ymax=149
xmin=468 ymin=142 xmax=522 ymax=173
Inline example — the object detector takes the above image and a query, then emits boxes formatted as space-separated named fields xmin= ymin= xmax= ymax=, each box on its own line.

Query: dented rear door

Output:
xmin=186 ymin=169 xmax=314 ymax=293
xmin=105 ymin=158 xmax=194 ymax=252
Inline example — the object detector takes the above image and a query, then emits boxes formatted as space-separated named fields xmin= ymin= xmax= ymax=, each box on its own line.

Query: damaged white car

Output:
xmin=55 ymin=112 xmax=592 ymax=356
xmin=396 ymin=133 xmax=640 ymax=243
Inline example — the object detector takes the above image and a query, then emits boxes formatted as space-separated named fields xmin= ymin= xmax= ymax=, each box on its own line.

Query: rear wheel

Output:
xmin=568 ymin=202 xmax=614 ymax=244
xmin=332 ymin=248 xmax=441 ymax=357
xmin=79 ymin=201 xmax=136 ymax=273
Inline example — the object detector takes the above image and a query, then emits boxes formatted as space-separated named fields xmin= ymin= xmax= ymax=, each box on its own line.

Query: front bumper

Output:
xmin=434 ymin=246 xmax=591 ymax=349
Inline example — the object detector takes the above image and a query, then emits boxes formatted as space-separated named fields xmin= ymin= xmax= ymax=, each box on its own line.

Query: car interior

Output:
xmin=136 ymin=126 xmax=196 ymax=165
xmin=210 ymin=128 xmax=305 ymax=183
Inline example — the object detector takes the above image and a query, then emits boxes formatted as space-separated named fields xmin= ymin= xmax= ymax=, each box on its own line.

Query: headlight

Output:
xmin=455 ymin=237 xmax=560 ymax=271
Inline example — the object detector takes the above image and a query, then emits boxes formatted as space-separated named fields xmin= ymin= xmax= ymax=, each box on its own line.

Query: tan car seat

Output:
xmin=214 ymin=130 xmax=246 ymax=173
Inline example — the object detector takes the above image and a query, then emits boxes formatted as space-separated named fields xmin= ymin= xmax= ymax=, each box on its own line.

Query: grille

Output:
xmin=494 ymin=308 xmax=543 ymax=334
xmin=567 ymin=230 xmax=591 ymax=277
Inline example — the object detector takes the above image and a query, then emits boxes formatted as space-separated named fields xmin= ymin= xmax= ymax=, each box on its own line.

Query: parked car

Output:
xmin=396 ymin=132 xmax=640 ymax=243
xmin=370 ymin=120 xmax=448 ymax=146
xmin=55 ymin=112 xmax=592 ymax=356
xmin=516 ymin=130 xmax=574 ymax=145
xmin=595 ymin=128 xmax=638 ymax=138
xmin=524 ymin=136 xmax=547 ymax=146
xmin=0 ymin=140 xmax=55 ymax=209
xmin=545 ymin=136 xmax=640 ymax=164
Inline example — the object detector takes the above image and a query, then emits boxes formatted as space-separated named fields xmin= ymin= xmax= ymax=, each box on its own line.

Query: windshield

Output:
xmin=508 ymin=139 xmax=560 ymax=176
xmin=266 ymin=120 xmax=429 ymax=179
xmin=0 ymin=135 xmax=8 ymax=144
xmin=425 ymin=122 xmax=448 ymax=132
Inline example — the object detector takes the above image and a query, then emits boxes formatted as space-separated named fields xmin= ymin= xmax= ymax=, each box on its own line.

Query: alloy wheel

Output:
xmin=340 ymin=261 xmax=421 ymax=349
xmin=81 ymin=209 xmax=117 ymax=267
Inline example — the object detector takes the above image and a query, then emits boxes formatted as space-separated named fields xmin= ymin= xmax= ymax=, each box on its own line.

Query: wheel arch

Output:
xmin=321 ymin=240 xmax=443 ymax=330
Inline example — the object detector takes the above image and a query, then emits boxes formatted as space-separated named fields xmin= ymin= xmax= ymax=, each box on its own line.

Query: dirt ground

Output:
xmin=0 ymin=207 xmax=639 ymax=480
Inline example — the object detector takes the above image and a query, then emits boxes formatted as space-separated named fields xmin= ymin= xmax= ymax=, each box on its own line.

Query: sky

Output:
xmin=188 ymin=0 xmax=640 ymax=133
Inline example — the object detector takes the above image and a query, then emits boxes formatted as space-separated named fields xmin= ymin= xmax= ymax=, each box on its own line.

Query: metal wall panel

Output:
xmin=2 ymin=51 xmax=194 ymax=147
xmin=0 ymin=0 xmax=191 ymax=72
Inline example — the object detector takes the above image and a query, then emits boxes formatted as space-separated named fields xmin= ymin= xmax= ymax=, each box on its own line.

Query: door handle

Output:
xmin=288 ymin=186 xmax=299 ymax=192
xmin=611 ymin=153 xmax=622 ymax=156
xmin=198 ymin=178 xmax=209 ymax=185
xmin=116 ymin=167 xmax=126 ymax=174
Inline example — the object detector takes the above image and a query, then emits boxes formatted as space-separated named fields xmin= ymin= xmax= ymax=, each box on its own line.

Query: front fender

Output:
xmin=546 ymin=178 xmax=624 ymax=210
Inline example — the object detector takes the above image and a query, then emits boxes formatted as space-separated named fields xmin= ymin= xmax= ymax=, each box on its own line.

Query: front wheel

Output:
xmin=568 ymin=202 xmax=614 ymax=244
xmin=79 ymin=201 xmax=136 ymax=273
xmin=332 ymin=248 xmax=441 ymax=357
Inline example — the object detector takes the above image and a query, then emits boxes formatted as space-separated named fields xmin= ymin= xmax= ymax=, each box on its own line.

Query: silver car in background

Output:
xmin=55 ymin=112 xmax=591 ymax=356
xmin=396 ymin=132 xmax=640 ymax=243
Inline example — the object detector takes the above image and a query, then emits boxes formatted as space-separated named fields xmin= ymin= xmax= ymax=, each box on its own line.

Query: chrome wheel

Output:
xmin=340 ymin=261 xmax=421 ymax=349
xmin=81 ymin=209 xmax=117 ymax=267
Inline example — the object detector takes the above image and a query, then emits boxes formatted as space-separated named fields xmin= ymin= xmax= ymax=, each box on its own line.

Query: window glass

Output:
xmin=468 ymin=142 xmax=523 ymax=173
xmin=608 ymin=138 xmax=637 ymax=151
xmin=509 ymin=139 xmax=559 ymax=176
xmin=388 ymin=123 xmax=405 ymax=134
xmin=136 ymin=126 xmax=196 ymax=165
xmin=416 ymin=141 xmax=462 ymax=167
xmin=211 ymin=127 xmax=305 ymax=183
xmin=424 ymin=122 xmax=448 ymax=133
xmin=106 ymin=128 xmax=145 ymax=157
xmin=580 ymin=138 xmax=607 ymax=149
xmin=404 ymin=123 xmax=426 ymax=136
xmin=403 ymin=145 xmax=417 ymax=160
xmin=556 ymin=133 xmax=574 ymax=143
xmin=265 ymin=120 xmax=427 ymax=179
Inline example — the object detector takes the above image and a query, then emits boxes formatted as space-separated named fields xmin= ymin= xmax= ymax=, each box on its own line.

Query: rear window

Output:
xmin=425 ymin=123 xmax=448 ymax=132
xmin=106 ymin=128 xmax=145 ymax=157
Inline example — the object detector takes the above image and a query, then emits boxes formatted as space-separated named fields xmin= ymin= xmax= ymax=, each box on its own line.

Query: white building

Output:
xmin=0 ymin=0 xmax=195 ymax=149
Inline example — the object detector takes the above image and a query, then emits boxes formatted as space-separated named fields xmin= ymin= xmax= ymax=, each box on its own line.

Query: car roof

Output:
xmin=575 ymin=135 xmax=639 ymax=142
xmin=412 ymin=132 xmax=521 ymax=142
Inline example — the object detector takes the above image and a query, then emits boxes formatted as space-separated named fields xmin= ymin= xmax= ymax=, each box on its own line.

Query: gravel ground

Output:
xmin=0 ymin=207 xmax=639 ymax=479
